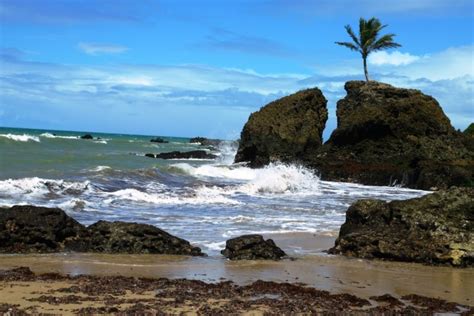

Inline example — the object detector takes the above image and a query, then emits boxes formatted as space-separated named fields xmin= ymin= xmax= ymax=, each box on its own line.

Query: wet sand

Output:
xmin=0 ymin=232 xmax=472 ymax=309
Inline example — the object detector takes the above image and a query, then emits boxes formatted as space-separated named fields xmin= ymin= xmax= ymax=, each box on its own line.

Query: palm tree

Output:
xmin=336 ymin=17 xmax=401 ymax=82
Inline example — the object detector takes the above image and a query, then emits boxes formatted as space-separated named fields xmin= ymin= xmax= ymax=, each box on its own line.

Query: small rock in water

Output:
xmin=221 ymin=234 xmax=286 ymax=260
xmin=154 ymin=150 xmax=217 ymax=160
xmin=80 ymin=134 xmax=93 ymax=139
xmin=150 ymin=137 xmax=169 ymax=143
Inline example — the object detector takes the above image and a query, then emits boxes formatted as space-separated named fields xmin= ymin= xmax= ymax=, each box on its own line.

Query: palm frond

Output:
xmin=335 ymin=41 xmax=359 ymax=52
xmin=370 ymin=34 xmax=401 ymax=51
xmin=344 ymin=25 xmax=360 ymax=47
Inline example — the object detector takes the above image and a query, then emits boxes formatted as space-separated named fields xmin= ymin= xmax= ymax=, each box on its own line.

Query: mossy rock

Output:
xmin=329 ymin=187 xmax=474 ymax=267
xmin=310 ymin=81 xmax=474 ymax=189
xmin=235 ymin=88 xmax=327 ymax=167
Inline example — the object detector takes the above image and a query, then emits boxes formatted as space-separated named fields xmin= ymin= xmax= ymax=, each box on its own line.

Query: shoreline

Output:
xmin=3 ymin=267 xmax=472 ymax=315
xmin=1 ymin=233 xmax=472 ymax=306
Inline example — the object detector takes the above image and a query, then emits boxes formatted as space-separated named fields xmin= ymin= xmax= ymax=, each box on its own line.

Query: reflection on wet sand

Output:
xmin=0 ymin=250 xmax=472 ymax=305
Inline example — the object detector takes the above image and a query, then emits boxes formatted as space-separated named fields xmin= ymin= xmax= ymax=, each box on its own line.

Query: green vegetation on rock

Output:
xmin=336 ymin=17 xmax=401 ymax=81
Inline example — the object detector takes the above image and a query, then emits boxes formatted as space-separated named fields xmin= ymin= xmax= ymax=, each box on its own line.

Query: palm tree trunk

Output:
xmin=363 ymin=56 xmax=369 ymax=82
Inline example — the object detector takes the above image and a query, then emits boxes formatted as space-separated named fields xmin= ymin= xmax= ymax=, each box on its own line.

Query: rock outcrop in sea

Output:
xmin=235 ymin=88 xmax=328 ymax=167
xmin=310 ymin=81 xmax=474 ymax=189
xmin=329 ymin=187 xmax=474 ymax=267
xmin=190 ymin=137 xmax=223 ymax=147
xmin=0 ymin=205 xmax=204 ymax=256
xmin=236 ymin=81 xmax=474 ymax=189
xmin=80 ymin=134 xmax=94 ymax=140
xmin=145 ymin=150 xmax=217 ymax=160
xmin=150 ymin=137 xmax=169 ymax=143
xmin=221 ymin=234 xmax=287 ymax=260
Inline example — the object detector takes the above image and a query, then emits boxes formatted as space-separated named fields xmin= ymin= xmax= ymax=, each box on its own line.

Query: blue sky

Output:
xmin=0 ymin=0 xmax=473 ymax=139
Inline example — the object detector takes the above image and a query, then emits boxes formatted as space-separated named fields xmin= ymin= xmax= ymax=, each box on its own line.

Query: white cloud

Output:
xmin=395 ymin=45 xmax=474 ymax=81
xmin=369 ymin=51 xmax=421 ymax=66
xmin=1 ymin=45 xmax=472 ymax=136
xmin=78 ymin=42 xmax=128 ymax=55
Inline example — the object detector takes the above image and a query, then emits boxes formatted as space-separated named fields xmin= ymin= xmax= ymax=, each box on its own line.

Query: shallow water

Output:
xmin=0 ymin=127 xmax=429 ymax=254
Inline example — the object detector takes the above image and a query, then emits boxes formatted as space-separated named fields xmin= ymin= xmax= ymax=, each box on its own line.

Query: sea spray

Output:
xmin=0 ymin=133 xmax=40 ymax=142
xmin=0 ymin=127 xmax=430 ymax=255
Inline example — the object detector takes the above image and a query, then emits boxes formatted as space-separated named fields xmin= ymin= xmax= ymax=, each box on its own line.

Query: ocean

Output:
xmin=0 ymin=127 xmax=428 ymax=255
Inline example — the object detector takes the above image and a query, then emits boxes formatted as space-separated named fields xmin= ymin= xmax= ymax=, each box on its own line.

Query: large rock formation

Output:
xmin=235 ymin=88 xmax=328 ymax=167
xmin=329 ymin=187 xmax=474 ymax=267
xmin=221 ymin=235 xmax=287 ymax=260
xmin=464 ymin=123 xmax=474 ymax=137
xmin=309 ymin=81 xmax=473 ymax=189
xmin=0 ymin=205 xmax=204 ymax=256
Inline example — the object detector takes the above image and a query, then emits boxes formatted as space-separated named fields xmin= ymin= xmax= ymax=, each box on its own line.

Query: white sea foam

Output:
xmin=94 ymin=140 xmax=108 ymax=144
xmin=90 ymin=165 xmax=111 ymax=172
xmin=238 ymin=164 xmax=320 ymax=194
xmin=40 ymin=133 xmax=79 ymax=140
xmin=0 ymin=133 xmax=40 ymax=142
xmin=172 ymin=162 xmax=321 ymax=195
xmin=103 ymin=187 xmax=241 ymax=206
xmin=205 ymin=241 xmax=226 ymax=251
xmin=0 ymin=178 xmax=91 ymax=197
xmin=58 ymin=199 xmax=87 ymax=211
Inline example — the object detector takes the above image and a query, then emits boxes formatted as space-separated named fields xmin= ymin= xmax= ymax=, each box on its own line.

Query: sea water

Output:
xmin=0 ymin=127 xmax=428 ymax=254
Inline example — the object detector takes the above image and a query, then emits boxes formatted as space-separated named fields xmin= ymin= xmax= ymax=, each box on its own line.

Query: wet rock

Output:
xmin=329 ymin=187 xmax=474 ymax=267
xmin=144 ymin=153 xmax=155 ymax=158
xmin=0 ymin=205 xmax=86 ymax=253
xmin=150 ymin=137 xmax=169 ymax=143
xmin=235 ymin=88 xmax=328 ymax=167
xmin=190 ymin=137 xmax=222 ymax=147
xmin=221 ymin=234 xmax=286 ymax=260
xmin=80 ymin=134 xmax=93 ymax=140
xmin=310 ymin=81 xmax=474 ymax=189
xmin=190 ymin=137 xmax=206 ymax=143
xmin=0 ymin=205 xmax=205 ymax=256
xmin=82 ymin=221 xmax=204 ymax=256
xmin=151 ymin=150 xmax=217 ymax=160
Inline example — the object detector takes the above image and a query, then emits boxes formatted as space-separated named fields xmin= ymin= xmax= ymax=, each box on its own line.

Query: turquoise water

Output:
xmin=0 ymin=127 xmax=428 ymax=254
xmin=0 ymin=127 xmax=206 ymax=179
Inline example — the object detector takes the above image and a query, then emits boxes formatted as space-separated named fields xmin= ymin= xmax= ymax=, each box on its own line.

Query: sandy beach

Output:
xmin=1 ymin=233 xmax=472 ymax=314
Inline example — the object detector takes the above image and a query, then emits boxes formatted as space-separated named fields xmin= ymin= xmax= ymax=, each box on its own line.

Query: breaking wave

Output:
xmin=40 ymin=133 xmax=80 ymax=140
xmin=0 ymin=133 xmax=40 ymax=142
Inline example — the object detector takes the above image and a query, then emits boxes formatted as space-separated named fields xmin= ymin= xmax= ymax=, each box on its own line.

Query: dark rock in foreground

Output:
xmin=221 ymin=234 xmax=286 ymax=260
xmin=329 ymin=187 xmax=474 ymax=267
xmin=0 ymin=205 xmax=86 ymax=253
xmin=0 ymin=205 xmax=204 ymax=256
xmin=80 ymin=221 xmax=203 ymax=255
xmin=150 ymin=137 xmax=169 ymax=143
xmin=309 ymin=81 xmax=474 ymax=189
xmin=80 ymin=134 xmax=93 ymax=140
xmin=235 ymin=88 xmax=328 ymax=167
xmin=146 ymin=150 xmax=217 ymax=160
